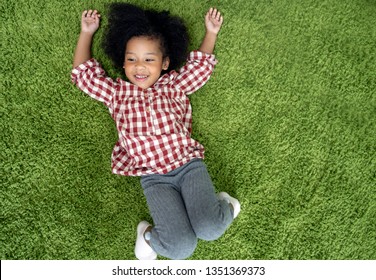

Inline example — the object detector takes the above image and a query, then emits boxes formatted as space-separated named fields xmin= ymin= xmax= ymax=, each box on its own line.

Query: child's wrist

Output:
xmin=205 ymin=30 xmax=218 ymax=37
xmin=80 ymin=29 xmax=97 ymax=37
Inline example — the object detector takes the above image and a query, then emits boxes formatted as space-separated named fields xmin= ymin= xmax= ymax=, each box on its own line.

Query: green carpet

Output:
xmin=1 ymin=0 xmax=375 ymax=259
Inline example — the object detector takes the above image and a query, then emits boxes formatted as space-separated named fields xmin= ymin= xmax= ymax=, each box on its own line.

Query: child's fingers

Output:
xmin=209 ymin=7 xmax=222 ymax=22
xmin=216 ymin=12 xmax=223 ymax=23
xmin=82 ymin=9 xmax=101 ymax=20
xmin=92 ymin=10 xmax=101 ymax=19
xmin=93 ymin=11 xmax=101 ymax=21
xmin=215 ymin=11 xmax=221 ymax=21
xmin=219 ymin=15 xmax=223 ymax=25
xmin=83 ymin=10 xmax=92 ymax=19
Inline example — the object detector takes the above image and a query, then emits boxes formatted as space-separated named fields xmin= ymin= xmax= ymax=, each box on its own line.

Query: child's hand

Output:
xmin=205 ymin=8 xmax=223 ymax=35
xmin=81 ymin=10 xmax=101 ymax=34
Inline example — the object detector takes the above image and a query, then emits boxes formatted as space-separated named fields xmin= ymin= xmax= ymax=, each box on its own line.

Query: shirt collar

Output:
xmin=152 ymin=72 xmax=172 ymax=88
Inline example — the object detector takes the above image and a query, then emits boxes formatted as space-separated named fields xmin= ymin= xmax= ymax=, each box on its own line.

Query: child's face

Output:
xmin=123 ymin=36 xmax=170 ymax=89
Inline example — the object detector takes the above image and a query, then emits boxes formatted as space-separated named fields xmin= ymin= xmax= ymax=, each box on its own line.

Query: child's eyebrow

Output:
xmin=126 ymin=51 xmax=158 ymax=55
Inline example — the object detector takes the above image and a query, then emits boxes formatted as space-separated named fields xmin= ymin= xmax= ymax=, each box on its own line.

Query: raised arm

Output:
xmin=198 ymin=8 xmax=224 ymax=55
xmin=73 ymin=10 xmax=101 ymax=68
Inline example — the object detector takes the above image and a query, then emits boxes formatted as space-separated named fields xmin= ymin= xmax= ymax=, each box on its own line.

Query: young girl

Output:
xmin=72 ymin=3 xmax=240 ymax=260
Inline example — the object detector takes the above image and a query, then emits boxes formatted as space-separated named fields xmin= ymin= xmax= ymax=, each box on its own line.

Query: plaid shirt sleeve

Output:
xmin=173 ymin=50 xmax=218 ymax=95
xmin=71 ymin=58 xmax=116 ymax=111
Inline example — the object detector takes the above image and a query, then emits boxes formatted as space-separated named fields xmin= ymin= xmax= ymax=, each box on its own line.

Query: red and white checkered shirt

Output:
xmin=71 ymin=51 xmax=217 ymax=176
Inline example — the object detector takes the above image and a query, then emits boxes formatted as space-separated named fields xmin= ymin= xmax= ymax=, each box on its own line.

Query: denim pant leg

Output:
xmin=179 ymin=160 xmax=234 ymax=241
xmin=140 ymin=175 xmax=197 ymax=260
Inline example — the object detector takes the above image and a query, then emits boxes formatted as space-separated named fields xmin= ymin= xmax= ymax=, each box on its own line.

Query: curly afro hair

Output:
xmin=102 ymin=3 xmax=190 ymax=72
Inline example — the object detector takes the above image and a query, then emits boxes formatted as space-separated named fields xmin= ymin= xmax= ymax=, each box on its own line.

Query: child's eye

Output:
xmin=127 ymin=58 xmax=135 ymax=62
xmin=145 ymin=59 xmax=155 ymax=62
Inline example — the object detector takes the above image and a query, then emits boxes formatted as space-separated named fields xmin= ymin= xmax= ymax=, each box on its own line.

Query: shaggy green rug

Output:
xmin=1 ymin=0 xmax=375 ymax=259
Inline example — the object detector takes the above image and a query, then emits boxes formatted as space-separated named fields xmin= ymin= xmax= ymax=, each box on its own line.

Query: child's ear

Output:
xmin=162 ymin=57 xmax=170 ymax=70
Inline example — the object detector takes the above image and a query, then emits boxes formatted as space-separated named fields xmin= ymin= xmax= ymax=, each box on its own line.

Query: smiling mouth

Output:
xmin=135 ymin=75 xmax=148 ymax=81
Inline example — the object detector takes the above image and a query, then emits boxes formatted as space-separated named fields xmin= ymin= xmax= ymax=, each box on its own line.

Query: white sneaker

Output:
xmin=218 ymin=192 xmax=241 ymax=219
xmin=135 ymin=221 xmax=157 ymax=260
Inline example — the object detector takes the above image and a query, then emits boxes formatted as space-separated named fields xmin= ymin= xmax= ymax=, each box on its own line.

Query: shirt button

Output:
xmin=146 ymin=107 xmax=150 ymax=112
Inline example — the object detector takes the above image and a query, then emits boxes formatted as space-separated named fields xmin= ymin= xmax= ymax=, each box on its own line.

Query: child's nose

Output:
xmin=135 ymin=62 xmax=146 ymax=69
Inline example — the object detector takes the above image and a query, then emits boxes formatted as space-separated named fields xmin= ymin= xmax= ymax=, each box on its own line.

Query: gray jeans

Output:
xmin=140 ymin=159 xmax=234 ymax=260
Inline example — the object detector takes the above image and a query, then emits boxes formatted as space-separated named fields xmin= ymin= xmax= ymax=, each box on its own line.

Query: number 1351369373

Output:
xmin=205 ymin=266 xmax=266 ymax=276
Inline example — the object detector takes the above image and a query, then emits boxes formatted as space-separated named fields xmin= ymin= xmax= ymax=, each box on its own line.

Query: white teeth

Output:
xmin=136 ymin=75 xmax=147 ymax=79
